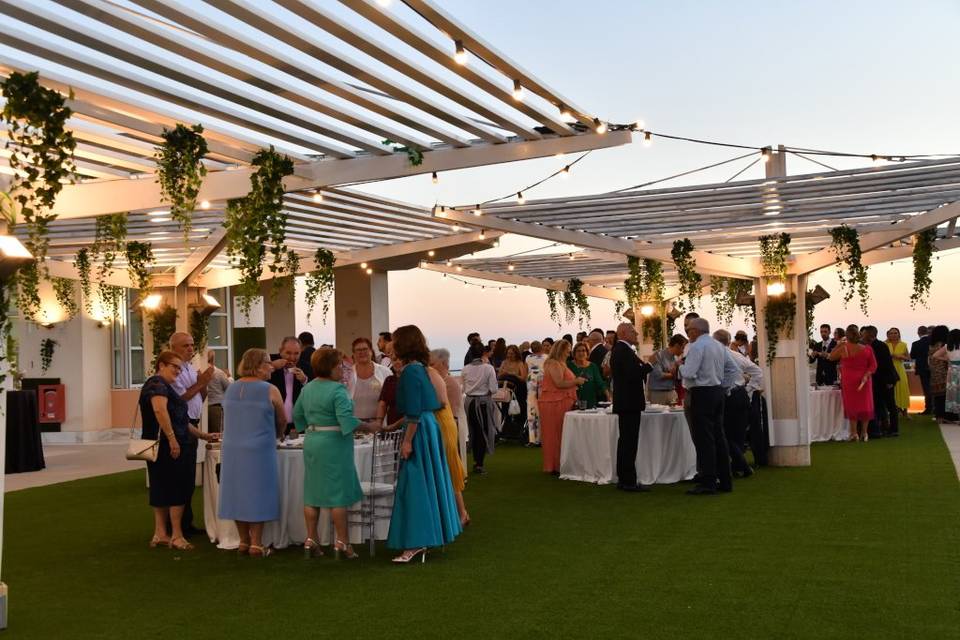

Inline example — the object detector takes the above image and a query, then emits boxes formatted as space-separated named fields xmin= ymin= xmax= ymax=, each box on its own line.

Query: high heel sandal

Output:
xmin=237 ymin=542 xmax=250 ymax=555
xmin=168 ymin=537 xmax=194 ymax=551
xmin=303 ymin=538 xmax=324 ymax=559
xmin=249 ymin=545 xmax=272 ymax=558
xmin=460 ymin=515 xmax=471 ymax=528
xmin=149 ymin=535 xmax=170 ymax=548
xmin=333 ymin=539 xmax=358 ymax=560
xmin=392 ymin=547 xmax=427 ymax=564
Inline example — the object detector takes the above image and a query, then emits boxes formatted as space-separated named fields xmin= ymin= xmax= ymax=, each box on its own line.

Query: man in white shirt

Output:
xmin=714 ymin=330 xmax=761 ymax=478
xmin=679 ymin=318 xmax=732 ymax=495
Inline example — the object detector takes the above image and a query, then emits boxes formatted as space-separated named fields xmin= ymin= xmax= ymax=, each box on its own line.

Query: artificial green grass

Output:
xmin=5 ymin=415 xmax=960 ymax=639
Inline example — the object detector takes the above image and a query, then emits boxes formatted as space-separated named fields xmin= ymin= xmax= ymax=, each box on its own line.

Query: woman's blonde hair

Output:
xmin=237 ymin=348 xmax=270 ymax=377
xmin=547 ymin=338 xmax=571 ymax=363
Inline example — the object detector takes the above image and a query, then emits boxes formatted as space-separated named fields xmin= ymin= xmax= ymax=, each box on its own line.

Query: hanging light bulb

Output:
xmin=493 ymin=239 xmax=500 ymax=247
xmin=452 ymin=224 xmax=461 ymax=232
xmin=517 ymin=191 xmax=525 ymax=204
xmin=454 ymin=39 xmax=468 ymax=65
xmin=360 ymin=262 xmax=368 ymax=269
xmin=561 ymin=165 xmax=570 ymax=179
xmin=473 ymin=204 xmax=482 ymax=216
xmin=446 ymin=259 xmax=453 ymax=267
xmin=643 ymin=131 xmax=652 ymax=147
xmin=634 ymin=118 xmax=645 ymax=130
xmin=508 ymin=263 xmax=515 ymax=271
xmin=512 ymin=79 xmax=524 ymax=101
xmin=431 ymin=171 xmax=438 ymax=184
xmin=593 ymin=118 xmax=607 ymax=134
xmin=559 ymin=104 xmax=574 ymax=122
xmin=428 ymin=250 xmax=435 ymax=257
xmin=376 ymin=0 xmax=391 ymax=6
xmin=568 ymin=253 xmax=575 ymax=260
xmin=365 ymin=267 xmax=373 ymax=275
xmin=456 ymin=265 xmax=463 ymax=272
xmin=479 ymin=230 xmax=486 ymax=240
xmin=313 ymin=190 xmax=324 ymax=202
xmin=761 ymin=147 xmax=771 ymax=163
xmin=200 ymin=199 xmax=210 ymax=210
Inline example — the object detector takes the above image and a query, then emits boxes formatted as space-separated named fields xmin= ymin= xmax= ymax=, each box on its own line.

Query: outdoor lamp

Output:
xmin=767 ymin=281 xmax=786 ymax=297
xmin=0 ymin=234 xmax=33 ymax=279
xmin=640 ymin=304 xmax=655 ymax=317
xmin=807 ymin=284 xmax=830 ymax=306
xmin=192 ymin=293 xmax=221 ymax=316
xmin=140 ymin=293 xmax=163 ymax=310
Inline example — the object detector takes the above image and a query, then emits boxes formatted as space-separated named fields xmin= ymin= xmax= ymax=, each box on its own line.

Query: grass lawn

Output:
xmin=5 ymin=415 xmax=960 ymax=639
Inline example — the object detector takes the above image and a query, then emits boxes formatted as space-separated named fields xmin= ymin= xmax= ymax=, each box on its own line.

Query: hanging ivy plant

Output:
xmin=125 ymin=241 xmax=154 ymax=299
xmin=764 ymin=293 xmax=796 ymax=365
xmin=40 ymin=337 xmax=57 ymax=374
xmin=147 ymin=304 xmax=178 ymax=358
xmin=189 ymin=309 xmax=209 ymax=355
xmin=641 ymin=312 xmax=665 ymax=350
xmin=270 ymin=248 xmax=300 ymax=302
xmin=1 ymin=71 xmax=77 ymax=321
xmin=91 ymin=213 xmax=127 ymax=318
xmin=759 ymin=232 xmax=791 ymax=283
xmin=155 ymin=123 xmax=208 ymax=238
xmin=804 ymin=291 xmax=816 ymax=337
xmin=566 ymin=278 xmax=591 ymax=328
xmin=75 ymin=248 xmax=92 ymax=314
xmin=52 ymin=277 xmax=79 ymax=320
xmin=0 ymin=274 xmax=14 ymax=387
xmin=910 ymin=228 xmax=937 ymax=309
xmin=671 ymin=238 xmax=702 ymax=310
xmin=381 ymin=138 xmax=424 ymax=166
xmin=100 ymin=284 xmax=123 ymax=321
xmin=710 ymin=276 xmax=754 ymax=326
xmin=829 ymin=225 xmax=869 ymax=314
xmin=225 ymin=146 xmax=295 ymax=316
xmin=613 ymin=299 xmax=626 ymax=319
xmin=304 ymin=247 xmax=336 ymax=324
xmin=546 ymin=289 xmax=561 ymax=326
xmin=623 ymin=256 xmax=643 ymax=308
xmin=666 ymin=313 xmax=677 ymax=338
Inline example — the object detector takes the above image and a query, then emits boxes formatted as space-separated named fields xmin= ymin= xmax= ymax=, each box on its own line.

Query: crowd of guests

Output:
xmin=138 ymin=327 xmax=464 ymax=563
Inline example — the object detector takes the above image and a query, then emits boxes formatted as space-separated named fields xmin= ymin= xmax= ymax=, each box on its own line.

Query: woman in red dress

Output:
xmin=829 ymin=324 xmax=877 ymax=442
xmin=539 ymin=339 xmax=585 ymax=474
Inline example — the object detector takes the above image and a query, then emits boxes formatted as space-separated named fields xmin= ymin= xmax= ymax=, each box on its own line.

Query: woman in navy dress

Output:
xmin=386 ymin=325 xmax=462 ymax=563
xmin=218 ymin=348 xmax=286 ymax=557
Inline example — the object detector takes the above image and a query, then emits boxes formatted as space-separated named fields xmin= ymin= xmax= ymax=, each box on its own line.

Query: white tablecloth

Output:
xmin=204 ymin=441 xmax=390 ymax=550
xmin=808 ymin=388 xmax=848 ymax=442
xmin=559 ymin=410 xmax=697 ymax=485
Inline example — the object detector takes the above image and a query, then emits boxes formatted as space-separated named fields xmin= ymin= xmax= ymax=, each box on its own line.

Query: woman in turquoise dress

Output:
xmin=387 ymin=325 xmax=462 ymax=563
xmin=294 ymin=348 xmax=379 ymax=559
xmin=218 ymin=348 xmax=286 ymax=557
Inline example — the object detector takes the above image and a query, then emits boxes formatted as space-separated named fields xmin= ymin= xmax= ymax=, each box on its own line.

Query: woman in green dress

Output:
xmin=568 ymin=342 xmax=609 ymax=409
xmin=293 ymin=348 xmax=379 ymax=560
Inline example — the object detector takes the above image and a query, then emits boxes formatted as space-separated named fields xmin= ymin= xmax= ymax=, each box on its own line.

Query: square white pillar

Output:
xmin=334 ymin=267 xmax=389 ymax=349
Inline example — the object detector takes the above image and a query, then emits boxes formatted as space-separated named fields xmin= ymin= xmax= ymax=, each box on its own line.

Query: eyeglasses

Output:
xmin=164 ymin=363 xmax=182 ymax=373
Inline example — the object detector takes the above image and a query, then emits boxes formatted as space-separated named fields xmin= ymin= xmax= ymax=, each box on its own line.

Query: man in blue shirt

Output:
xmin=679 ymin=318 xmax=732 ymax=495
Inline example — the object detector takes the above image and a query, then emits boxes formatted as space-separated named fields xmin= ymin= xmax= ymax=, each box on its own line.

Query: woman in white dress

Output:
xmin=344 ymin=337 xmax=392 ymax=423
xmin=524 ymin=340 xmax=547 ymax=446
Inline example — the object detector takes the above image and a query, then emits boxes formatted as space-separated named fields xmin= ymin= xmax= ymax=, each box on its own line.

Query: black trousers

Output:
xmin=870 ymin=384 xmax=899 ymax=436
xmin=748 ymin=391 xmax=769 ymax=467
xmin=724 ymin=387 xmax=751 ymax=474
xmin=689 ymin=386 xmax=732 ymax=490
xmin=918 ymin=370 xmax=931 ymax=413
xmin=615 ymin=411 xmax=641 ymax=487
xmin=466 ymin=397 xmax=491 ymax=468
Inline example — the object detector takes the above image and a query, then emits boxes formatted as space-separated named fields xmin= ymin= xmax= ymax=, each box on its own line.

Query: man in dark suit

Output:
xmin=862 ymin=326 xmax=899 ymax=437
xmin=270 ymin=336 xmax=307 ymax=437
xmin=297 ymin=331 xmax=316 ymax=381
xmin=586 ymin=328 xmax=607 ymax=369
xmin=808 ymin=323 xmax=838 ymax=385
xmin=910 ymin=325 xmax=931 ymax=414
xmin=610 ymin=322 xmax=653 ymax=492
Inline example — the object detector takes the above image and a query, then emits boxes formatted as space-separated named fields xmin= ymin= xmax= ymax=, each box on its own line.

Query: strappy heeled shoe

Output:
xmin=303 ymin=538 xmax=324 ymax=559
xmin=249 ymin=545 xmax=272 ymax=558
xmin=460 ymin=515 xmax=471 ymax=528
xmin=237 ymin=542 xmax=250 ymax=555
xmin=334 ymin=539 xmax=358 ymax=560
xmin=168 ymin=537 xmax=194 ymax=551
xmin=149 ymin=535 xmax=170 ymax=548
xmin=392 ymin=547 xmax=427 ymax=564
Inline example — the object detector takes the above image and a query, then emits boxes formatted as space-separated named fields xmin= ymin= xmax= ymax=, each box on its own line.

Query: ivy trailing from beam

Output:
xmin=224 ymin=146 xmax=295 ymax=316
xmin=623 ymin=256 xmax=665 ymax=312
xmin=92 ymin=213 xmax=127 ymax=319
xmin=304 ymin=247 xmax=336 ymax=324
xmin=155 ymin=123 xmax=208 ymax=238
xmin=710 ymin=276 xmax=754 ymax=327
xmin=613 ymin=299 xmax=626 ymax=319
xmin=764 ymin=293 xmax=796 ymax=365
xmin=100 ymin=284 xmax=123 ymax=322
xmin=52 ymin=277 xmax=79 ymax=320
xmin=910 ymin=228 xmax=936 ymax=309
xmin=270 ymin=248 xmax=299 ymax=302
xmin=759 ymin=232 xmax=791 ymax=283
xmin=671 ymin=238 xmax=702 ymax=310
xmin=641 ymin=312 xmax=665 ymax=350
xmin=189 ymin=309 xmax=209 ymax=355
xmin=623 ymin=256 xmax=644 ymax=309
xmin=75 ymin=248 xmax=92 ymax=314
xmin=125 ymin=241 xmax=154 ymax=299
xmin=1 ymin=71 xmax=77 ymax=321
xmin=147 ymin=304 xmax=178 ymax=358
xmin=829 ymin=224 xmax=869 ymax=315
xmin=40 ymin=337 xmax=57 ymax=374
xmin=546 ymin=289 xmax=561 ymax=326
xmin=381 ymin=138 xmax=424 ymax=166
xmin=564 ymin=278 xmax=591 ymax=328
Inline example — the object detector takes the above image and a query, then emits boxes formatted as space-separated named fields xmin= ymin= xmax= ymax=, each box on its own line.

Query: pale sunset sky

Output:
xmin=296 ymin=0 xmax=960 ymax=360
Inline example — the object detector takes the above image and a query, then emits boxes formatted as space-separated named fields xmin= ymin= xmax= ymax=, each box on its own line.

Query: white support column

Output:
xmin=260 ymin=280 xmax=297 ymax=353
xmin=755 ymin=276 xmax=811 ymax=466
xmin=334 ymin=266 xmax=389 ymax=349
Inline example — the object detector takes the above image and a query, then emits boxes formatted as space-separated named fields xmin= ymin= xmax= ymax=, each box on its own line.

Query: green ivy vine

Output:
xmin=92 ymin=213 xmax=127 ymax=318
xmin=829 ymin=225 xmax=869 ymax=314
xmin=147 ymin=304 xmax=178 ymax=357
xmin=624 ymin=256 xmax=643 ymax=308
xmin=546 ymin=289 xmax=561 ymax=326
xmin=764 ymin=293 xmax=796 ymax=365
xmin=671 ymin=238 xmax=702 ymax=310
xmin=710 ymin=276 xmax=754 ymax=327
xmin=759 ymin=232 xmax=791 ymax=282
xmin=910 ymin=228 xmax=936 ymax=309
xmin=641 ymin=311 xmax=665 ymax=350
xmin=304 ymin=247 xmax=336 ymax=324
xmin=564 ymin=278 xmax=591 ymax=328
xmin=155 ymin=123 xmax=208 ymax=238
xmin=100 ymin=284 xmax=123 ymax=321
xmin=125 ymin=241 xmax=154 ymax=298
xmin=225 ymin=146 xmax=295 ymax=316
xmin=52 ymin=277 xmax=79 ymax=320
xmin=624 ymin=256 xmax=665 ymax=312
xmin=189 ymin=309 xmax=209 ymax=355
xmin=270 ymin=248 xmax=299 ymax=302
xmin=381 ymin=138 xmax=424 ymax=166
xmin=75 ymin=248 xmax=92 ymax=314
xmin=613 ymin=299 xmax=626 ymax=319
xmin=1 ymin=71 xmax=77 ymax=321
xmin=40 ymin=337 xmax=57 ymax=374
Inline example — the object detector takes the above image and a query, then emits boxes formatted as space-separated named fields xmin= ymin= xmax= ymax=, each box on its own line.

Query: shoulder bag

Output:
xmin=125 ymin=402 xmax=160 ymax=462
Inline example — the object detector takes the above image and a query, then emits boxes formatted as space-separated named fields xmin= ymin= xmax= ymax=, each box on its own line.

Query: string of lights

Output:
xmin=437 ymin=270 xmax=519 ymax=291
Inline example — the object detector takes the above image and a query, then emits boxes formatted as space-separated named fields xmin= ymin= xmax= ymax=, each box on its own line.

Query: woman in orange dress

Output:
xmin=829 ymin=324 xmax=878 ymax=442
xmin=539 ymin=339 xmax=585 ymax=474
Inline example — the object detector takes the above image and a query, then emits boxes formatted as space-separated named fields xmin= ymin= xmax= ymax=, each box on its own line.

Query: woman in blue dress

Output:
xmin=386 ymin=325 xmax=462 ymax=563
xmin=218 ymin=348 xmax=286 ymax=557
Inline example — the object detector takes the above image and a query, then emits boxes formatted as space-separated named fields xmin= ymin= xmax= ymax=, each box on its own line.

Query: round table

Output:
xmin=808 ymin=388 xmax=848 ymax=442
xmin=204 ymin=439 xmax=387 ymax=550
xmin=559 ymin=409 xmax=697 ymax=485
